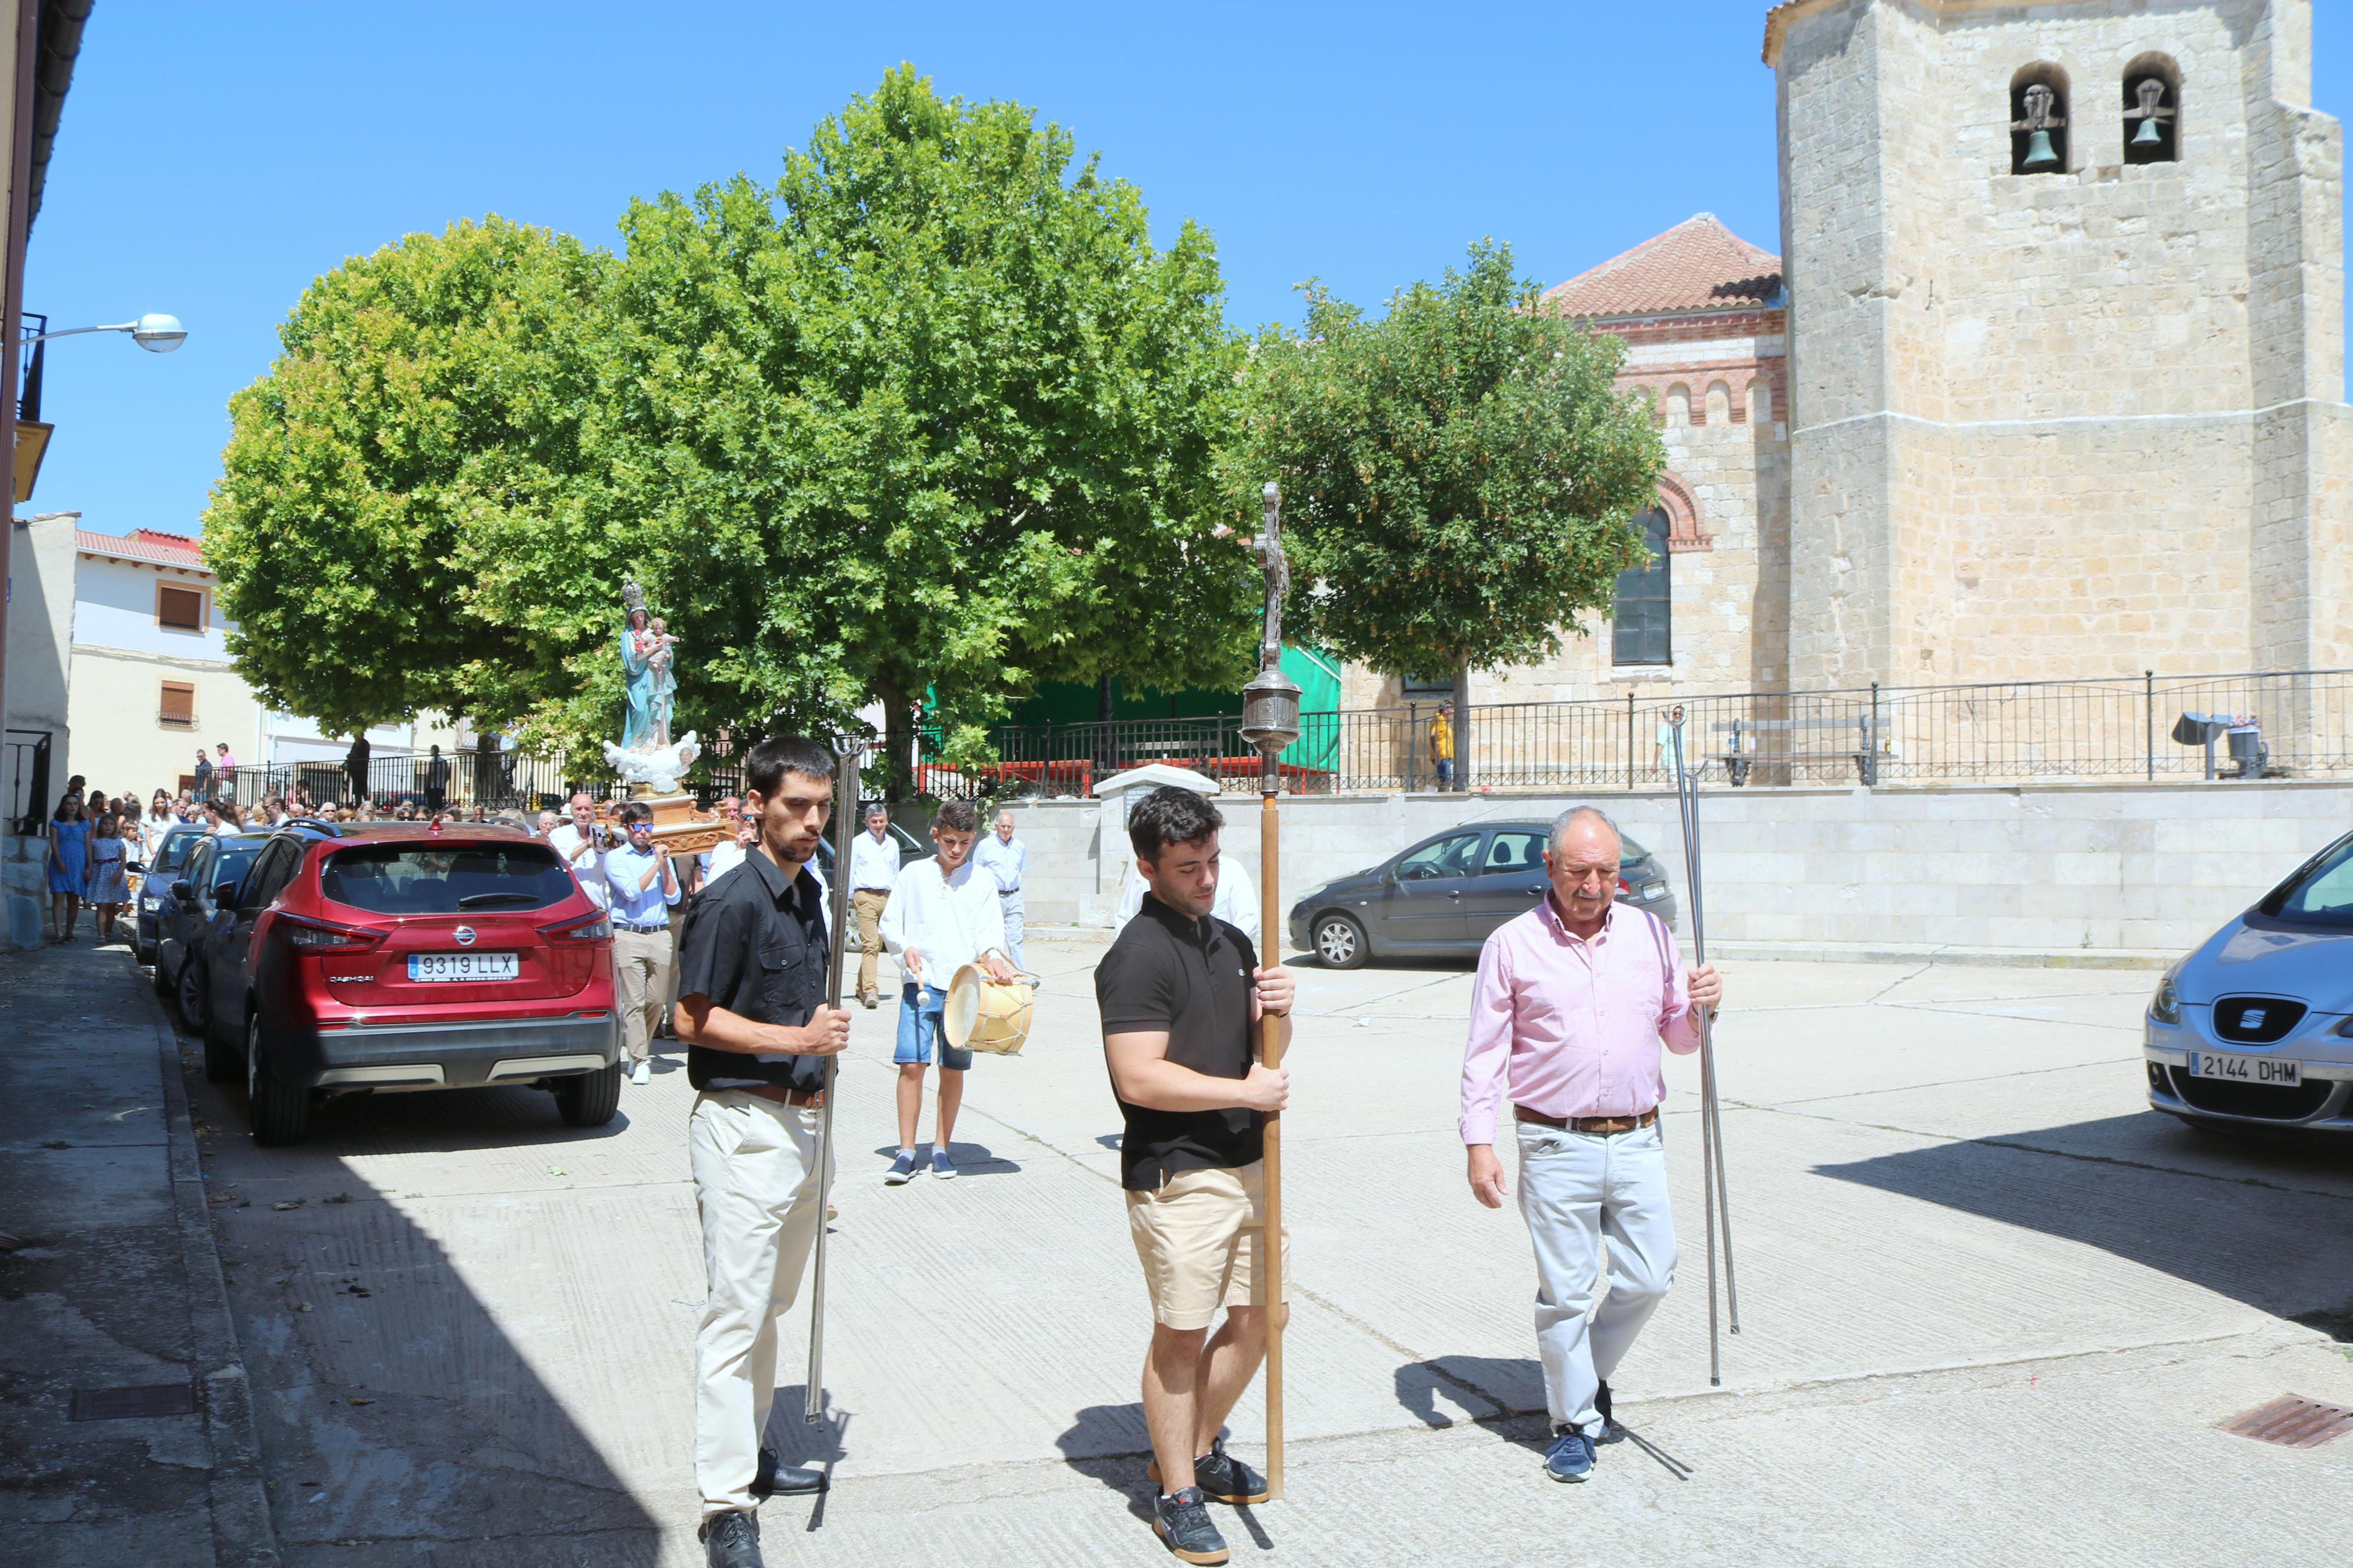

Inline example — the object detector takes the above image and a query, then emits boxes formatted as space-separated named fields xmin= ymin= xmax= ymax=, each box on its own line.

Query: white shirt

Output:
xmin=879 ymin=856 xmax=1003 ymax=987
xmin=700 ymin=838 xmax=748 ymax=890
xmin=849 ymin=827 xmax=899 ymax=893
xmin=1114 ymin=854 xmax=1260 ymax=945
xmin=973 ymin=833 xmax=1027 ymax=894
xmin=549 ymin=823 xmax=610 ymax=909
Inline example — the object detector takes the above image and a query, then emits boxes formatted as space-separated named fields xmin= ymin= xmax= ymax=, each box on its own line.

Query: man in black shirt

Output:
xmin=1096 ymin=786 xmax=1293 ymax=1567
xmin=673 ymin=736 xmax=853 ymax=1568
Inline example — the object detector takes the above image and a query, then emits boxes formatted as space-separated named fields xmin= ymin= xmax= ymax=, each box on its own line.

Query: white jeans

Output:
xmin=1516 ymin=1116 xmax=1677 ymax=1437
xmin=999 ymin=889 xmax=1026 ymax=969
xmin=691 ymin=1090 xmax=827 ymax=1517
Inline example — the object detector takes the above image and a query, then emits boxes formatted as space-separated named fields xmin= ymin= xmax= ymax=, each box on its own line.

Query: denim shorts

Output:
xmin=893 ymin=982 xmax=973 ymax=1070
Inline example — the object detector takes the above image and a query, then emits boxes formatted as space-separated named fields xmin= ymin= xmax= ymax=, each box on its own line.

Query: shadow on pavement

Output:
xmin=1816 ymin=1112 xmax=2353 ymax=1327
xmin=1394 ymin=1356 xmax=1545 ymax=1436
xmin=185 ymin=1029 xmax=664 ymax=1563
xmin=860 ymin=1140 xmax=1023 ymax=1175
xmin=1052 ymin=1403 xmax=1156 ymax=1523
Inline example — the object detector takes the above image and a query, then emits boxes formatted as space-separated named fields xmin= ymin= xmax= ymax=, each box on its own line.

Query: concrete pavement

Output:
xmin=172 ymin=940 xmax=2353 ymax=1565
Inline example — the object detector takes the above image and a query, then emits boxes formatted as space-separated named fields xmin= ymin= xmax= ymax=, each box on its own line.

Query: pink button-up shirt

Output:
xmin=1458 ymin=895 xmax=1700 ymax=1146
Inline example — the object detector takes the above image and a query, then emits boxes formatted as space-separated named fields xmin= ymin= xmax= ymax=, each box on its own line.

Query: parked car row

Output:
xmin=150 ymin=820 xmax=620 ymax=1147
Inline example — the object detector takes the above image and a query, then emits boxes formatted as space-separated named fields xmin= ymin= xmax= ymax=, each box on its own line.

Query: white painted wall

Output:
xmin=995 ymin=780 xmax=2353 ymax=956
xmin=74 ymin=553 xmax=230 ymax=659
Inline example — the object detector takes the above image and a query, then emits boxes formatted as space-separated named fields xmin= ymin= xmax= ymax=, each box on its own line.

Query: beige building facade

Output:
xmin=1351 ymin=0 xmax=2350 ymax=721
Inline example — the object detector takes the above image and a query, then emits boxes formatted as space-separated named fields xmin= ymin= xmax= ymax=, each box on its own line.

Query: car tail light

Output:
xmin=283 ymin=914 xmax=385 ymax=953
xmin=1616 ymin=875 xmax=1632 ymax=896
xmin=542 ymin=913 xmax=612 ymax=944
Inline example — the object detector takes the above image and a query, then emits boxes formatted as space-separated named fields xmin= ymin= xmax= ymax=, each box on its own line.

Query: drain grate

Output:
xmin=68 ymin=1382 xmax=196 ymax=1422
xmin=2219 ymin=1395 xmax=2353 ymax=1449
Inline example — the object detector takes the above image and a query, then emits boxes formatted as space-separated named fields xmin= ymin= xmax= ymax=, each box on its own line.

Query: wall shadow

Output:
xmin=183 ymin=1024 xmax=666 ymax=1562
xmin=1815 ymin=1114 xmax=2353 ymax=1326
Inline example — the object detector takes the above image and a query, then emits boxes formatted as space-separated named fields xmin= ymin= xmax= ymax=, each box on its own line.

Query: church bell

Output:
xmin=2131 ymin=116 xmax=2163 ymax=147
xmin=2022 ymin=129 xmax=2060 ymax=169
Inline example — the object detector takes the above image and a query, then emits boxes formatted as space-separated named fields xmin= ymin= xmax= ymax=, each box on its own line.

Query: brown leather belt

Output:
xmin=738 ymin=1085 xmax=825 ymax=1109
xmin=1515 ymin=1105 xmax=1656 ymax=1135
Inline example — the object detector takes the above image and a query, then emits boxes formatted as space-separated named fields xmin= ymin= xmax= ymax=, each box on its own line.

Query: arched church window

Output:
xmin=1747 ymin=378 xmax=1773 ymax=426
xmin=1665 ymin=383 xmax=1691 ymax=427
xmin=2123 ymin=55 xmax=2180 ymax=164
xmin=1706 ymin=381 xmax=1733 ymax=425
xmin=2010 ymin=65 xmax=2070 ymax=175
xmin=1612 ymin=507 xmax=1672 ymax=667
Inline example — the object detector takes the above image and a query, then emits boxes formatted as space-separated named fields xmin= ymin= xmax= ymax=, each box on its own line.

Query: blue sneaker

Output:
xmin=1545 ymin=1427 xmax=1595 ymax=1483
xmin=929 ymin=1147 xmax=957 ymax=1179
xmin=884 ymin=1150 xmax=919 ymax=1185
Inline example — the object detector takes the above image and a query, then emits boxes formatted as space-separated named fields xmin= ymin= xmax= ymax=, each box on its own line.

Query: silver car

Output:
xmin=2144 ymin=830 xmax=2353 ymax=1134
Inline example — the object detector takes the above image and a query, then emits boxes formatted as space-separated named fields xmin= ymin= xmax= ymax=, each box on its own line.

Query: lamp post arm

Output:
xmin=19 ymin=322 xmax=137 ymax=346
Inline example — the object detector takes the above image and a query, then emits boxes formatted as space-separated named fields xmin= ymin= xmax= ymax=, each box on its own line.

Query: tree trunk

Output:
xmin=877 ymin=671 xmax=912 ymax=803
xmin=1451 ymin=661 xmax=1472 ymax=793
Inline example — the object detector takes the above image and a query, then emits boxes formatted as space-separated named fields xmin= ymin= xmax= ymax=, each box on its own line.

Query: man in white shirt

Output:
xmin=971 ymin=808 xmax=1030 ymax=969
xmin=601 ymin=801 xmax=682 ymax=1086
xmin=847 ymin=802 xmax=900 ymax=1009
xmin=549 ymin=793 xmax=610 ymax=910
xmin=1116 ymin=847 xmax=1259 ymax=945
xmin=698 ymin=798 xmax=754 ymax=891
xmin=878 ymin=799 xmax=1017 ymax=1182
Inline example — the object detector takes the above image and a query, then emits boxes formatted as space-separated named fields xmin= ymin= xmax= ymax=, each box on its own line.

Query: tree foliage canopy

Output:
xmin=205 ymin=68 xmax=1254 ymax=783
xmin=203 ymin=216 xmax=606 ymax=737
xmin=1236 ymin=241 xmax=1666 ymax=692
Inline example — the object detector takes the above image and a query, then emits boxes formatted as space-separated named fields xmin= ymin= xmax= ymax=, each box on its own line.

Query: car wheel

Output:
xmin=151 ymin=956 xmax=173 ymax=1001
xmin=1313 ymin=912 xmax=1369 ymax=970
xmin=246 ymin=1012 xmax=310 ymax=1147
xmin=175 ymin=959 xmax=209 ymax=1034
xmin=201 ymin=1002 xmax=242 ymax=1083
xmin=552 ymin=1062 xmax=623 ymax=1128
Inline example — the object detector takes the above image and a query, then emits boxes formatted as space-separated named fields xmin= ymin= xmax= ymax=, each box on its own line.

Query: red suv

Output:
xmin=228 ymin=822 xmax=620 ymax=1146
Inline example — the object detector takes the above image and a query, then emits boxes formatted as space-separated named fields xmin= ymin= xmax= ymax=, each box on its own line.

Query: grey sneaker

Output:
xmin=698 ymin=1509 xmax=763 ymax=1567
xmin=884 ymin=1150 xmax=918 ymax=1185
xmin=1152 ymin=1486 xmax=1229 ymax=1564
xmin=1147 ymin=1438 xmax=1267 ymax=1505
xmin=930 ymin=1147 xmax=957 ymax=1179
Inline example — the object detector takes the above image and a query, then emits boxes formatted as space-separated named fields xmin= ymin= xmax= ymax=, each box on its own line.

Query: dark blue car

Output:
xmin=135 ymin=824 xmax=211 ymax=966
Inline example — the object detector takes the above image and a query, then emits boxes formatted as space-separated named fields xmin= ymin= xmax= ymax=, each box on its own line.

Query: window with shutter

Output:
xmin=159 ymin=681 xmax=196 ymax=728
xmin=158 ymin=585 xmax=205 ymax=632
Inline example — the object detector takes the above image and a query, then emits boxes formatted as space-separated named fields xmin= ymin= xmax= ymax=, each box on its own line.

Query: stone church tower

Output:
xmin=1766 ymin=0 xmax=2351 ymax=689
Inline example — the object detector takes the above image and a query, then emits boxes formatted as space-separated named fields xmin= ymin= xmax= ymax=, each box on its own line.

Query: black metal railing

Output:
xmin=918 ymin=667 xmax=2353 ymax=798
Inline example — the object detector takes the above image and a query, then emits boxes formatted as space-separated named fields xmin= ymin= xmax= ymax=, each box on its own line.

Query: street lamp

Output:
xmin=23 ymin=311 xmax=187 ymax=353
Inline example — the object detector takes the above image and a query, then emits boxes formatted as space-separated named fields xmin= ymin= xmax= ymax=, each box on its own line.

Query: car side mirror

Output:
xmin=171 ymin=879 xmax=195 ymax=901
xmin=126 ymin=861 xmax=147 ymax=876
xmin=215 ymin=880 xmax=240 ymax=903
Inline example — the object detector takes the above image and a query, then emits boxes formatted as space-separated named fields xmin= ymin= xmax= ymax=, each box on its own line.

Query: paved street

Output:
xmin=175 ymin=940 xmax=2353 ymax=1566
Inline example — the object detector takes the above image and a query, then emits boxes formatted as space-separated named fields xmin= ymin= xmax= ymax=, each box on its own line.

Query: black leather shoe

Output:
xmin=1147 ymin=1437 xmax=1267 ymax=1505
xmin=751 ymin=1446 xmax=828 ymax=1500
xmin=698 ymin=1510 xmax=764 ymax=1567
xmin=1152 ymin=1487 xmax=1229 ymax=1565
xmin=1595 ymin=1379 xmax=1626 ymax=1445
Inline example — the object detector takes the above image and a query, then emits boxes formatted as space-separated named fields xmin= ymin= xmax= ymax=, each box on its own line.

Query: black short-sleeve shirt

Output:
xmin=675 ymin=848 xmax=829 ymax=1094
xmin=1095 ymin=893 xmax=1261 ymax=1190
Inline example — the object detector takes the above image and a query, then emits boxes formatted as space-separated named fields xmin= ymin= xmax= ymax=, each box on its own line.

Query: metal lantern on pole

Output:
xmin=1239 ymin=481 xmax=1300 ymax=1498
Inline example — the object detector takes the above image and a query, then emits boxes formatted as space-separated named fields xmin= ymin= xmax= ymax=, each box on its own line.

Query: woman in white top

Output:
xmin=84 ymin=813 xmax=132 ymax=945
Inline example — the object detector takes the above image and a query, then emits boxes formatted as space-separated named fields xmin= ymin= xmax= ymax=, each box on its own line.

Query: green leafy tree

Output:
xmin=467 ymin=65 xmax=1255 ymax=795
xmin=1236 ymin=240 xmax=1667 ymax=788
xmin=202 ymin=216 xmax=608 ymax=741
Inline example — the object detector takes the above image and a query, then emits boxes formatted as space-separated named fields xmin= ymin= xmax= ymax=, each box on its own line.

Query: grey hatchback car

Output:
xmin=1287 ymin=819 xmax=1678 ymax=969
xmin=2144 ymin=829 xmax=2353 ymax=1134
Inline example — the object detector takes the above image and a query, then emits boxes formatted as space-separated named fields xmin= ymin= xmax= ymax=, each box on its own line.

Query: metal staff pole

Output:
xmin=1240 ymin=481 xmax=1301 ymax=1501
xmin=805 ymin=734 xmax=865 ymax=1424
xmin=1677 ymin=732 xmax=1741 ymax=1338
xmin=1675 ymin=724 xmax=1731 ymax=1382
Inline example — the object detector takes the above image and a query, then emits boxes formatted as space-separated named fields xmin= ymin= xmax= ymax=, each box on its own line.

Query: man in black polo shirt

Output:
xmin=1096 ymin=786 xmax=1293 ymax=1567
xmin=673 ymin=736 xmax=853 ymax=1568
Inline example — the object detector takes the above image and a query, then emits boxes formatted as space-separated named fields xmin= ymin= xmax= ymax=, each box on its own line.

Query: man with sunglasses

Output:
xmin=602 ymin=799 xmax=682 ymax=1086
xmin=1460 ymin=805 xmax=1722 ymax=1485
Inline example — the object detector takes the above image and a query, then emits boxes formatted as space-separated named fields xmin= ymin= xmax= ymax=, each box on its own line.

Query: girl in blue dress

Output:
xmin=47 ymin=792 xmax=88 ymax=943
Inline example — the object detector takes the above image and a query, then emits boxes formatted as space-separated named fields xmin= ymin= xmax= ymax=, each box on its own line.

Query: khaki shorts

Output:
xmin=1126 ymin=1161 xmax=1291 ymax=1330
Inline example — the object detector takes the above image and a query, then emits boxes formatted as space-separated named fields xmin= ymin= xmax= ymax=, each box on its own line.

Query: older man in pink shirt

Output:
xmin=1460 ymin=805 xmax=1722 ymax=1484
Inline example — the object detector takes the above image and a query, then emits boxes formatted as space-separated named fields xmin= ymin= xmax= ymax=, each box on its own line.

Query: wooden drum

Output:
xmin=942 ymin=963 xmax=1039 ymax=1056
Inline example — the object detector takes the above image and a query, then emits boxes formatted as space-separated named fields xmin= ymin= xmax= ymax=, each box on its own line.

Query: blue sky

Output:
xmin=23 ymin=1 xmax=2352 ymax=538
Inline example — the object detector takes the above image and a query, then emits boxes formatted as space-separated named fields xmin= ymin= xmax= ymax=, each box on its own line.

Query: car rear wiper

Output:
xmin=456 ymin=891 xmax=542 ymax=908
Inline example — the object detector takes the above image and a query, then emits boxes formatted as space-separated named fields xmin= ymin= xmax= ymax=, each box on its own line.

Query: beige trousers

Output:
xmin=853 ymin=889 xmax=889 ymax=1001
xmin=690 ymin=1090 xmax=826 ymax=1517
xmin=612 ymin=928 xmax=672 ymax=1065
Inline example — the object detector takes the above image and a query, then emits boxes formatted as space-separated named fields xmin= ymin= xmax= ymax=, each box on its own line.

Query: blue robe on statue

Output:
xmin=621 ymin=625 xmax=654 ymax=751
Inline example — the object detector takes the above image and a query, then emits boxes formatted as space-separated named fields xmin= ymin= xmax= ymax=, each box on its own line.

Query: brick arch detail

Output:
xmin=1655 ymin=472 xmax=1710 ymax=552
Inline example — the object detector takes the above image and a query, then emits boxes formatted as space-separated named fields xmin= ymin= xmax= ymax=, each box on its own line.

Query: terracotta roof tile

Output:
xmin=76 ymin=527 xmax=207 ymax=569
xmin=1541 ymin=214 xmax=1783 ymax=321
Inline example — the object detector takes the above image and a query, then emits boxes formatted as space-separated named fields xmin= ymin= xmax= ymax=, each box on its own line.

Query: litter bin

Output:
xmin=2227 ymin=721 xmax=2266 ymax=780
